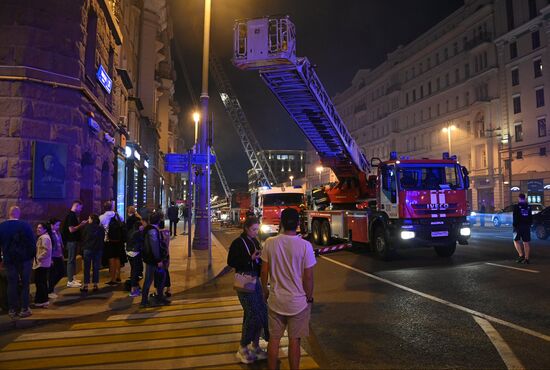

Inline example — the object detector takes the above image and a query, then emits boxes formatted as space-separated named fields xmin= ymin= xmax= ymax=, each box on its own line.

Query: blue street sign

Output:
xmin=192 ymin=153 xmax=216 ymax=165
xmin=163 ymin=153 xmax=216 ymax=172
xmin=165 ymin=153 xmax=189 ymax=163
xmin=164 ymin=163 xmax=189 ymax=173
xmin=96 ymin=64 xmax=113 ymax=94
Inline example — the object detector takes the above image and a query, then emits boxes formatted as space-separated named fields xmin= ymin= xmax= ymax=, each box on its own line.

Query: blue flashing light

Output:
xmin=390 ymin=151 xmax=398 ymax=160
xmin=442 ymin=152 xmax=450 ymax=160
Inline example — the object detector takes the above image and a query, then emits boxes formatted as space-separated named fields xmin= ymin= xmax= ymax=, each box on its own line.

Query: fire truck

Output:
xmin=255 ymin=185 xmax=305 ymax=240
xmin=233 ymin=16 xmax=471 ymax=258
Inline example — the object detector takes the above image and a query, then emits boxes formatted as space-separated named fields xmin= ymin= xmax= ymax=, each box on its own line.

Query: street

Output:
xmin=1 ymin=225 xmax=549 ymax=369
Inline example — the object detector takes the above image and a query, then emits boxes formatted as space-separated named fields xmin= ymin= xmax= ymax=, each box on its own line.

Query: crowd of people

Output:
xmin=0 ymin=200 xmax=189 ymax=319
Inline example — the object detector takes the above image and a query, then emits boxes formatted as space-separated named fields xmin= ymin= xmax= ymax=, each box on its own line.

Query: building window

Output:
xmin=455 ymin=68 xmax=459 ymax=83
xmin=406 ymin=92 xmax=409 ymax=105
xmin=465 ymin=63 xmax=470 ymax=78
xmin=529 ymin=0 xmax=538 ymax=19
xmin=455 ymin=96 xmax=459 ymax=109
xmin=436 ymin=77 xmax=440 ymax=90
xmin=540 ymin=147 xmax=547 ymax=156
xmin=428 ymin=81 xmax=432 ymax=95
xmin=506 ymin=0 xmax=514 ymax=31
xmin=536 ymin=87 xmax=545 ymax=108
xmin=412 ymin=89 xmax=416 ymax=101
xmin=428 ymin=106 xmax=432 ymax=118
xmin=420 ymin=85 xmax=424 ymax=98
xmin=465 ymin=91 xmax=470 ymax=105
xmin=453 ymin=42 xmax=458 ymax=55
xmin=437 ymin=103 xmax=440 ymax=116
xmin=435 ymin=52 xmax=440 ymax=64
xmin=515 ymin=123 xmax=523 ymax=142
xmin=510 ymin=41 xmax=518 ymax=59
xmin=538 ymin=118 xmax=547 ymax=137
xmin=513 ymin=95 xmax=521 ymax=114
xmin=534 ymin=59 xmax=542 ymax=78
xmin=517 ymin=151 xmax=523 ymax=159
xmin=427 ymin=57 xmax=431 ymax=68
xmin=445 ymin=73 xmax=449 ymax=86
xmin=85 ymin=10 xmax=98 ymax=78
xmin=444 ymin=48 xmax=448 ymax=60
xmin=532 ymin=30 xmax=541 ymax=49
xmin=511 ymin=68 xmax=519 ymax=86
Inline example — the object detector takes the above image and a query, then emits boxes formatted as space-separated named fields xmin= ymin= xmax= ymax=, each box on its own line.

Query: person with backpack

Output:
xmin=62 ymin=200 xmax=87 ymax=288
xmin=47 ymin=218 xmax=65 ymax=299
xmin=81 ymin=214 xmax=105 ymax=292
xmin=33 ymin=222 xmax=52 ymax=308
xmin=140 ymin=212 xmax=169 ymax=308
xmin=126 ymin=217 xmax=145 ymax=298
xmin=100 ymin=200 xmax=126 ymax=285
xmin=0 ymin=206 xmax=36 ymax=318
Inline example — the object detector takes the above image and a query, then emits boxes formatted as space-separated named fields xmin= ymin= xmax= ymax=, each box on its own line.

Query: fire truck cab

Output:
xmin=257 ymin=186 xmax=305 ymax=240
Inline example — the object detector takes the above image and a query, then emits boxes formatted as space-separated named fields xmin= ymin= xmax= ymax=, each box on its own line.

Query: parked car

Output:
xmin=492 ymin=203 xmax=544 ymax=227
xmin=532 ymin=206 xmax=550 ymax=240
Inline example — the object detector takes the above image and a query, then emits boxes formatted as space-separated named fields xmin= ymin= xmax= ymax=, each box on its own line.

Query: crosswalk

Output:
xmin=0 ymin=296 xmax=319 ymax=369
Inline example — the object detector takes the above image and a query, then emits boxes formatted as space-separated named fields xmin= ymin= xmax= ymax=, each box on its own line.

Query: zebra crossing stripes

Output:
xmin=0 ymin=296 xmax=320 ymax=369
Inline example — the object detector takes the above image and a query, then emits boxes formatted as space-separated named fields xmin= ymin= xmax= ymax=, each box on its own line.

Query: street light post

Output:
xmin=442 ymin=123 xmax=456 ymax=154
xmin=193 ymin=0 xmax=211 ymax=251
xmin=193 ymin=112 xmax=200 ymax=152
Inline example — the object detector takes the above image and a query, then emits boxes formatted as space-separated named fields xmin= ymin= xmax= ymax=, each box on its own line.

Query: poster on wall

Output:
xmin=32 ymin=141 xmax=67 ymax=199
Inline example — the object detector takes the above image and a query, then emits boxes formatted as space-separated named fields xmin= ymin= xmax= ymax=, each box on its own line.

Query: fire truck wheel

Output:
xmin=434 ymin=242 xmax=456 ymax=257
xmin=312 ymin=220 xmax=321 ymax=245
xmin=321 ymin=220 xmax=331 ymax=246
xmin=374 ymin=227 xmax=392 ymax=260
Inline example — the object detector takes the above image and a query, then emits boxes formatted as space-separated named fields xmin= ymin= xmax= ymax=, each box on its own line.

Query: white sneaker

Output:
xmin=235 ymin=346 xmax=256 ymax=364
xmin=248 ymin=344 xmax=268 ymax=361
xmin=34 ymin=301 xmax=49 ymax=308
xmin=48 ymin=293 xmax=58 ymax=299
xmin=67 ymin=280 xmax=82 ymax=288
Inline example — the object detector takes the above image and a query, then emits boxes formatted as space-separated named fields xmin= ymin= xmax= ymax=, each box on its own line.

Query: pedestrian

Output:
xmin=81 ymin=214 xmax=105 ymax=292
xmin=181 ymin=203 xmax=190 ymax=234
xmin=140 ymin=212 xmax=169 ymax=307
xmin=47 ymin=218 xmax=66 ymax=299
xmin=261 ymin=208 xmax=316 ymax=370
xmin=228 ymin=216 xmax=269 ymax=364
xmin=126 ymin=206 xmax=141 ymax=232
xmin=126 ymin=217 xmax=145 ymax=298
xmin=168 ymin=201 xmax=179 ymax=237
xmin=100 ymin=200 xmax=126 ymax=285
xmin=513 ymin=193 xmax=533 ymax=264
xmin=62 ymin=200 xmax=87 ymax=288
xmin=33 ymin=222 xmax=52 ymax=308
xmin=0 ymin=206 xmax=36 ymax=318
xmin=479 ymin=201 xmax=486 ymax=227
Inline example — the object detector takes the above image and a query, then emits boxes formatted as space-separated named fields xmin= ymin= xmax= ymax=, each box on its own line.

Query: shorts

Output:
xmin=268 ymin=304 xmax=311 ymax=340
xmin=513 ymin=227 xmax=531 ymax=242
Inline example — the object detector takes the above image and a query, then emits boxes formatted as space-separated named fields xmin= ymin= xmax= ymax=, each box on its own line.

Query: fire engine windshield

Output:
xmin=397 ymin=164 xmax=463 ymax=190
xmin=262 ymin=193 xmax=303 ymax=206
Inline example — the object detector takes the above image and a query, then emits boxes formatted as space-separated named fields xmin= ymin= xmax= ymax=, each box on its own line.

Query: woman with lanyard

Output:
xmin=227 ymin=216 xmax=269 ymax=364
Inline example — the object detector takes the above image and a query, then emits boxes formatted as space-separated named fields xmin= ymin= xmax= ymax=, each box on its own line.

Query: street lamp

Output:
xmin=442 ymin=124 xmax=456 ymax=154
xmin=289 ymin=175 xmax=294 ymax=186
xmin=192 ymin=111 xmax=200 ymax=148
xmin=316 ymin=166 xmax=323 ymax=183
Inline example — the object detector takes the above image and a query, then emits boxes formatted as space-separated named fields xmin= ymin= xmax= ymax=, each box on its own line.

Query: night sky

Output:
xmin=171 ymin=0 xmax=463 ymax=189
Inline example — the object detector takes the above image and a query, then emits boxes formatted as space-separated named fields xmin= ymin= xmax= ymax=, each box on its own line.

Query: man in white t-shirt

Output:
xmin=261 ymin=208 xmax=316 ymax=370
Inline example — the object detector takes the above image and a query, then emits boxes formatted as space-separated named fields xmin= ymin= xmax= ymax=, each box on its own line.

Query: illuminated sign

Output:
xmin=104 ymin=132 xmax=115 ymax=145
xmin=144 ymin=160 xmax=149 ymax=168
xmin=510 ymin=186 xmax=521 ymax=192
xmin=134 ymin=150 xmax=141 ymax=161
xmin=96 ymin=64 xmax=113 ymax=94
xmin=125 ymin=146 xmax=132 ymax=158
xmin=88 ymin=117 xmax=100 ymax=132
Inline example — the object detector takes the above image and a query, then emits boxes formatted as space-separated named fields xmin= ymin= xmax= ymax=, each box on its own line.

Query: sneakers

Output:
xmin=521 ymin=259 xmax=530 ymax=264
xmin=34 ymin=301 xmax=49 ymax=308
xmin=8 ymin=309 xmax=18 ymax=320
xmin=236 ymin=346 xmax=256 ymax=364
xmin=248 ymin=344 xmax=268 ymax=361
xmin=67 ymin=280 xmax=82 ymax=288
xmin=515 ymin=256 xmax=525 ymax=263
xmin=129 ymin=289 xmax=141 ymax=298
xmin=48 ymin=293 xmax=58 ymax=299
xmin=19 ymin=308 xmax=32 ymax=318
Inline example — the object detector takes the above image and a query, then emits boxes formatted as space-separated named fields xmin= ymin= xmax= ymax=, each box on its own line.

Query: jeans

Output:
xmin=141 ymin=263 xmax=165 ymax=305
xmin=34 ymin=267 xmax=49 ymax=304
xmin=236 ymin=280 xmax=269 ymax=347
xmin=169 ymin=220 xmax=178 ymax=236
xmin=83 ymin=249 xmax=102 ymax=285
xmin=6 ymin=260 xmax=32 ymax=311
xmin=48 ymin=257 xmax=65 ymax=293
xmin=66 ymin=241 xmax=78 ymax=282
xmin=128 ymin=254 xmax=143 ymax=288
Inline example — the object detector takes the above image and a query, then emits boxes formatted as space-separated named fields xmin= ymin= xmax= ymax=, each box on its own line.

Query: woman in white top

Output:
xmin=33 ymin=222 xmax=52 ymax=308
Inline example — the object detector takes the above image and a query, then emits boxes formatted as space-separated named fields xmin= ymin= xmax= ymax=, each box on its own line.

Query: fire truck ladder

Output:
xmin=232 ymin=17 xmax=370 ymax=179
xmin=211 ymin=148 xmax=232 ymax=200
xmin=209 ymin=54 xmax=278 ymax=188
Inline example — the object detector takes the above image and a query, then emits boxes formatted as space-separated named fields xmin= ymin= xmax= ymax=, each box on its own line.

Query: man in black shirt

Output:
xmin=167 ymin=202 xmax=179 ymax=237
xmin=62 ymin=200 xmax=87 ymax=287
xmin=513 ymin=193 xmax=533 ymax=264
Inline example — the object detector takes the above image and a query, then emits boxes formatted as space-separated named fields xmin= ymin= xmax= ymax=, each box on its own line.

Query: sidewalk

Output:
xmin=0 ymin=222 xmax=228 ymax=330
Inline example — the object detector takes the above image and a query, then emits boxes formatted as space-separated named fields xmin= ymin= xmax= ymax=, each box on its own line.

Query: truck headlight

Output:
xmin=260 ymin=224 xmax=271 ymax=233
xmin=400 ymin=231 xmax=415 ymax=240
xmin=470 ymin=211 xmax=477 ymax=216
xmin=460 ymin=227 xmax=471 ymax=236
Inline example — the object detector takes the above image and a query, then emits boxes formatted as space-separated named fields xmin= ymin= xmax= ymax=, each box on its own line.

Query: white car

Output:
xmin=492 ymin=203 xmax=543 ymax=227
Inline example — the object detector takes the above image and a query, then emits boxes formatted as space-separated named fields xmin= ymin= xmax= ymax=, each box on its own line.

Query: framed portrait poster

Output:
xmin=32 ymin=141 xmax=67 ymax=199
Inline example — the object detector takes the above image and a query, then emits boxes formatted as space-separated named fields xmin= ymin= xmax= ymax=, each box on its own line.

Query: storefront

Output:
xmin=125 ymin=142 xmax=148 ymax=213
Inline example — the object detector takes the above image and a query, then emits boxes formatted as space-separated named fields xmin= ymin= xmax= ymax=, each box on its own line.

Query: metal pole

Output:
xmin=187 ymin=149 xmax=192 ymax=257
xmin=508 ymin=134 xmax=513 ymax=206
xmin=193 ymin=0 xmax=211 ymax=250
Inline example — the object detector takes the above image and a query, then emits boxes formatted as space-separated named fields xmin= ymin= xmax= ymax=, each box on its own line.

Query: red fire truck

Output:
xmin=233 ymin=16 xmax=471 ymax=258
xmin=256 ymin=185 xmax=305 ymax=240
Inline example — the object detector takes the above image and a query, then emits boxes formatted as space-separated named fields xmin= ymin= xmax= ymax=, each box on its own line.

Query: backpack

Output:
xmin=107 ymin=214 xmax=126 ymax=242
xmin=142 ymin=225 xmax=166 ymax=264
xmin=125 ymin=227 xmax=144 ymax=253
xmin=8 ymin=229 xmax=36 ymax=263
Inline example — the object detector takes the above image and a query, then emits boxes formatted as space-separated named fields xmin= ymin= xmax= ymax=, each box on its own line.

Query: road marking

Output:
xmin=321 ymin=255 xmax=550 ymax=342
xmin=485 ymin=262 xmax=540 ymax=274
xmin=473 ymin=316 xmax=524 ymax=370
xmin=107 ymin=304 xmax=243 ymax=321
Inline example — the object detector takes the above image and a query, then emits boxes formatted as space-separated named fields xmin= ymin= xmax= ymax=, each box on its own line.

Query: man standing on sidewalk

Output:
xmin=140 ymin=212 xmax=169 ymax=307
xmin=62 ymin=200 xmax=87 ymax=288
xmin=167 ymin=201 xmax=179 ymax=238
xmin=261 ymin=208 xmax=316 ymax=370
xmin=513 ymin=193 xmax=533 ymax=264
xmin=0 ymin=206 xmax=36 ymax=318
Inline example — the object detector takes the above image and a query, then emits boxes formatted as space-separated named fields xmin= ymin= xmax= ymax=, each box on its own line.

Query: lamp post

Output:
xmin=442 ymin=123 xmax=456 ymax=154
xmin=289 ymin=175 xmax=294 ymax=186
xmin=193 ymin=0 xmax=211 ymax=252
xmin=193 ymin=111 xmax=200 ymax=150
xmin=316 ymin=166 xmax=323 ymax=183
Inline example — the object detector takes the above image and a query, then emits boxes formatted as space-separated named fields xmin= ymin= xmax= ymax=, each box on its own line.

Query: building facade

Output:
xmin=307 ymin=0 xmax=550 ymax=211
xmin=247 ymin=149 xmax=306 ymax=190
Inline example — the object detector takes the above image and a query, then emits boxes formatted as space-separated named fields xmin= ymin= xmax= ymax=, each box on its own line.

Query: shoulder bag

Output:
xmin=233 ymin=237 xmax=257 ymax=293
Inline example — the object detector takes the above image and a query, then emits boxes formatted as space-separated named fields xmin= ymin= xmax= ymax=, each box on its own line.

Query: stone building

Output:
xmin=247 ymin=149 xmax=307 ymax=189
xmin=0 ymin=0 xmax=180 ymax=223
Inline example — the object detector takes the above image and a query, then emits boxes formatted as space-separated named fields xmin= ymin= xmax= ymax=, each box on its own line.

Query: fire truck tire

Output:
xmin=373 ymin=227 xmax=392 ymax=260
xmin=320 ymin=220 xmax=331 ymax=246
xmin=434 ymin=242 xmax=456 ymax=257
xmin=312 ymin=220 xmax=321 ymax=245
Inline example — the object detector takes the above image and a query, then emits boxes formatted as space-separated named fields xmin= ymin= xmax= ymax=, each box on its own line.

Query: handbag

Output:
xmin=233 ymin=237 xmax=258 ymax=293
